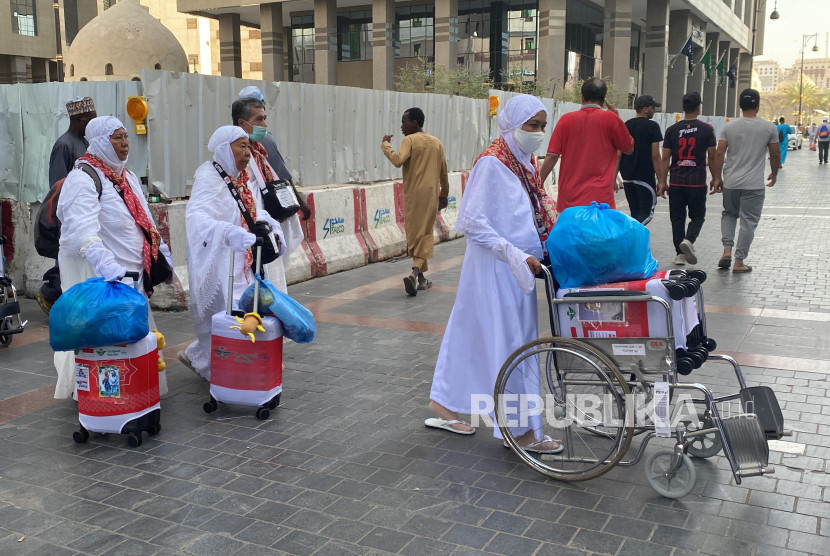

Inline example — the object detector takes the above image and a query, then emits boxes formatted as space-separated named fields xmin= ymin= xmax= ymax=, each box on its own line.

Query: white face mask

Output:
xmin=513 ymin=129 xmax=545 ymax=154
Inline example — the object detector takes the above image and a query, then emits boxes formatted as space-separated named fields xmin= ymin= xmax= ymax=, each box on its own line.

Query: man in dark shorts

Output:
xmin=620 ymin=95 xmax=663 ymax=224
xmin=658 ymin=92 xmax=716 ymax=265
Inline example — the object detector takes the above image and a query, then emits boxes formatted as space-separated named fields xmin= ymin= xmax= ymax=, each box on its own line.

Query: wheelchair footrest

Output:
xmin=740 ymin=386 xmax=785 ymax=440
xmin=721 ymin=414 xmax=770 ymax=478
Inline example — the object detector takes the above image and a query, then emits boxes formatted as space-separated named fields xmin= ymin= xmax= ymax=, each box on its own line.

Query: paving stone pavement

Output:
xmin=0 ymin=147 xmax=829 ymax=555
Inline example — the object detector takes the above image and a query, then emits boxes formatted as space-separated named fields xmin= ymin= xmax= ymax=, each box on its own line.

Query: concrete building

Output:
xmin=176 ymin=0 xmax=769 ymax=116
xmin=0 ymin=0 xmax=264 ymax=84
xmin=754 ymin=59 xmax=781 ymax=93
xmin=793 ymin=57 xmax=830 ymax=91
xmin=65 ymin=0 xmax=188 ymax=81
xmin=0 ymin=0 xmax=95 ymax=83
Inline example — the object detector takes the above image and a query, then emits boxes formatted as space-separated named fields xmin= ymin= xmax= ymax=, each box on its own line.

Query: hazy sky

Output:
xmin=756 ymin=0 xmax=830 ymax=67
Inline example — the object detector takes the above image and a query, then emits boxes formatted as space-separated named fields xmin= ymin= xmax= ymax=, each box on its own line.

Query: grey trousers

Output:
xmin=721 ymin=188 xmax=765 ymax=261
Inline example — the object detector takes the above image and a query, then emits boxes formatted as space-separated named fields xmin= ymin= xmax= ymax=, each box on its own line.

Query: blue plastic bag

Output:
xmin=240 ymin=276 xmax=316 ymax=343
xmin=49 ymin=277 xmax=149 ymax=351
xmin=546 ymin=202 xmax=658 ymax=288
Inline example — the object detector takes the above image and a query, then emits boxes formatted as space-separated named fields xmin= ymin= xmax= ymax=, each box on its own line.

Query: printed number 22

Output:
xmin=678 ymin=137 xmax=696 ymax=160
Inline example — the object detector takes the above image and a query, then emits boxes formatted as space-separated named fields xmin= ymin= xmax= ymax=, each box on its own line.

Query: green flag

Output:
xmin=700 ymin=44 xmax=712 ymax=80
xmin=716 ymin=51 xmax=726 ymax=86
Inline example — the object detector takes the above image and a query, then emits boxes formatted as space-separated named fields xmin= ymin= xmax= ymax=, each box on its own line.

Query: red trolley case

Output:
xmin=204 ymin=243 xmax=283 ymax=420
xmin=554 ymin=271 xmax=699 ymax=349
xmin=72 ymin=273 xmax=162 ymax=448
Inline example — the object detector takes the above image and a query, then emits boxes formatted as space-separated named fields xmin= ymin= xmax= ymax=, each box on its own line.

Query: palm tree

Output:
xmin=779 ymin=82 xmax=824 ymax=124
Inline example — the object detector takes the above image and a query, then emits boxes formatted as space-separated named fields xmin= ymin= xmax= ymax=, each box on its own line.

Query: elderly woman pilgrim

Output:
xmin=179 ymin=126 xmax=302 ymax=380
xmin=54 ymin=116 xmax=173 ymax=398
xmin=426 ymin=94 xmax=562 ymax=453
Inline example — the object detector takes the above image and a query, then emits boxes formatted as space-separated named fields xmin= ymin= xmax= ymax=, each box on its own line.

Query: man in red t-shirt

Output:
xmin=540 ymin=78 xmax=634 ymax=212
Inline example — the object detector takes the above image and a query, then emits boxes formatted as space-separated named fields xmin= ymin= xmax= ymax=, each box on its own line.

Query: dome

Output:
xmin=65 ymin=0 xmax=187 ymax=82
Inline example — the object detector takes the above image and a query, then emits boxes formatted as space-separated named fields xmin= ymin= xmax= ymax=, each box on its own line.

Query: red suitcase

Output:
xmin=203 ymin=243 xmax=283 ymax=420
xmin=555 ymin=271 xmax=698 ymax=349
xmin=73 ymin=330 xmax=161 ymax=447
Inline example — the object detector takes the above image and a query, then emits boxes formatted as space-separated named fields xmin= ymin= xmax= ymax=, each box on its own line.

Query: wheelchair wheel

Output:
xmin=645 ymin=448 xmax=696 ymax=499
xmin=495 ymin=337 xmax=633 ymax=482
xmin=683 ymin=411 xmax=723 ymax=459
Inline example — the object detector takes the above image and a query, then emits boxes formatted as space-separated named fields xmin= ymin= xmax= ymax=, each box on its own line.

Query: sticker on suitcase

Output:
xmin=76 ymin=363 xmax=90 ymax=392
xmin=98 ymin=365 xmax=121 ymax=398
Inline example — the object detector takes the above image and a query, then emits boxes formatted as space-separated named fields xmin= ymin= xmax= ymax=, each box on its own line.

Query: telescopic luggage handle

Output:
xmin=123 ymin=271 xmax=141 ymax=289
xmin=226 ymin=236 xmax=264 ymax=316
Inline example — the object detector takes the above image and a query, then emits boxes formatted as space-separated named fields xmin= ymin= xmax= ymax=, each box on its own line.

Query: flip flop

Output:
xmin=717 ymin=256 xmax=732 ymax=269
xmin=732 ymin=266 xmax=753 ymax=273
xmin=504 ymin=435 xmax=565 ymax=454
xmin=417 ymin=279 xmax=432 ymax=291
xmin=403 ymin=275 xmax=417 ymax=296
xmin=424 ymin=418 xmax=475 ymax=435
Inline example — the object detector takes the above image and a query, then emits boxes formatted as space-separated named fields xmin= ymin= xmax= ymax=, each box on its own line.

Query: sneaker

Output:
xmin=673 ymin=253 xmax=686 ymax=265
xmin=679 ymin=239 xmax=697 ymax=264
xmin=34 ymin=291 xmax=53 ymax=316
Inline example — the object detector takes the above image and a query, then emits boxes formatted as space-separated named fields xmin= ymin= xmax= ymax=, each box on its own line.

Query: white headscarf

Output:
xmin=85 ymin=116 xmax=128 ymax=172
xmin=498 ymin=94 xmax=547 ymax=169
xmin=208 ymin=126 xmax=248 ymax=178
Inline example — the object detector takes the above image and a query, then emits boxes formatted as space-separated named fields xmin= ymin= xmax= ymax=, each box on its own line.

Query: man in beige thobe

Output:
xmin=382 ymin=107 xmax=450 ymax=296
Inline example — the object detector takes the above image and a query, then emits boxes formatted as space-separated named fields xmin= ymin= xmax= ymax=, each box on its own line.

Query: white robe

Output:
xmin=429 ymin=155 xmax=545 ymax=439
xmin=54 ymin=164 xmax=169 ymax=398
xmin=184 ymin=159 xmax=303 ymax=380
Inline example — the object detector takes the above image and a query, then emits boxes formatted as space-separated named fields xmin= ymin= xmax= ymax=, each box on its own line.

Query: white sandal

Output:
xmin=424 ymin=418 xmax=476 ymax=435
xmin=504 ymin=435 xmax=564 ymax=454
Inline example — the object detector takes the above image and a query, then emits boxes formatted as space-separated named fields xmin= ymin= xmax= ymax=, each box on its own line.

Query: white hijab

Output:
xmin=498 ymin=94 xmax=547 ymax=171
xmin=208 ymin=125 xmax=248 ymax=178
xmin=85 ymin=116 xmax=128 ymax=173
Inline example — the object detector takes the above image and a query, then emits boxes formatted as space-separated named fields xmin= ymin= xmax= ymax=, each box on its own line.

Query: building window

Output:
xmin=290 ymin=15 xmax=315 ymax=83
xmin=187 ymin=18 xmax=198 ymax=30
xmin=249 ymin=29 xmax=261 ymax=40
xmin=105 ymin=63 xmax=113 ymax=75
xmin=11 ymin=0 xmax=37 ymax=36
xmin=70 ymin=64 xmax=74 ymax=77
xmin=188 ymin=55 xmax=198 ymax=73
xmin=154 ymin=63 xmax=161 ymax=70
xmin=505 ymin=5 xmax=538 ymax=85
xmin=337 ymin=10 xmax=372 ymax=61
xmin=395 ymin=5 xmax=434 ymax=59
xmin=102 ymin=0 xmax=114 ymax=9
xmin=250 ymin=62 xmax=262 ymax=72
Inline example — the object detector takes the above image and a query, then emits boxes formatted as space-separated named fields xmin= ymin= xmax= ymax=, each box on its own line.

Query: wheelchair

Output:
xmin=494 ymin=267 xmax=786 ymax=498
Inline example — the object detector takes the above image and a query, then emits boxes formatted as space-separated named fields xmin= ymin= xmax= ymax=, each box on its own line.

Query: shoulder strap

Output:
xmin=77 ymin=162 xmax=103 ymax=199
xmin=213 ymin=161 xmax=257 ymax=230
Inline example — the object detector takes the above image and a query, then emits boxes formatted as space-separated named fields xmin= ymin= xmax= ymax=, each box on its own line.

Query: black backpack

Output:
xmin=35 ymin=163 xmax=102 ymax=259
xmin=778 ymin=127 xmax=787 ymax=143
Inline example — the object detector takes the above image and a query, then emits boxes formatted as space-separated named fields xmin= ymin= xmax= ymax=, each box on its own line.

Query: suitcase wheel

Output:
xmin=203 ymin=398 xmax=218 ymax=414
xmin=266 ymin=393 xmax=281 ymax=410
xmin=73 ymin=427 xmax=89 ymax=444
xmin=255 ymin=407 xmax=270 ymax=421
xmin=127 ymin=432 xmax=142 ymax=448
xmin=147 ymin=423 xmax=161 ymax=436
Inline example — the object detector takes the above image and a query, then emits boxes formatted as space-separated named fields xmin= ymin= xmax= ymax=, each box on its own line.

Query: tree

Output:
xmin=779 ymin=81 xmax=824 ymax=124
xmin=395 ymin=57 xmax=494 ymax=99
xmin=556 ymin=77 xmax=630 ymax=107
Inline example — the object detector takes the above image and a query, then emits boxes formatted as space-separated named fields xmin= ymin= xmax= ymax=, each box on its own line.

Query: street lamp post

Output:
xmin=798 ymin=33 xmax=820 ymax=127
xmin=53 ymin=1 xmax=63 ymax=82
xmin=750 ymin=0 xmax=780 ymax=78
